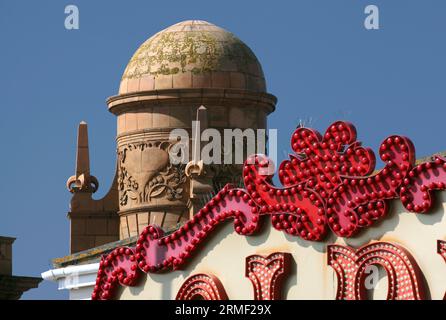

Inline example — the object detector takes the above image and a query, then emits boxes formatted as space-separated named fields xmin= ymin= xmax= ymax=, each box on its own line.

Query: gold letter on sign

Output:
xmin=176 ymin=274 xmax=228 ymax=300
xmin=245 ymin=252 xmax=292 ymax=300
xmin=327 ymin=242 xmax=426 ymax=300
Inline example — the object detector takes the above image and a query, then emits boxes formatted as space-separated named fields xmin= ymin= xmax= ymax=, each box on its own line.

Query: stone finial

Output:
xmin=193 ymin=107 xmax=207 ymax=161
xmin=186 ymin=106 xmax=214 ymax=215
xmin=187 ymin=106 xmax=208 ymax=177
xmin=66 ymin=121 xmax=99 ymax=193
xmin=66 ymin=122 xmax=120 ymax=253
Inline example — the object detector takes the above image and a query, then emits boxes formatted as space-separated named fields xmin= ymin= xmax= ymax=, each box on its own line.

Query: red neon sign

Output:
xmin=92 ymin=121 xmax=446 ymax=300
xmin=175 ymin=253 xmax=291 ymax=300
xmin=438 ymin=240 xmax=446 ymax=300
xmin=176 ymin=274 xmax=228 ymax=300
xmin=328 ymin=242 xmax=426 ymax=300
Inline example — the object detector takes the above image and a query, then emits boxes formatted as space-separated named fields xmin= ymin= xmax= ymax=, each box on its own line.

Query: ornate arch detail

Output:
xmin=176 ymin=274 xmax=228 ymax=300
xmin=328 ymin=242 xmax=426 ymax=300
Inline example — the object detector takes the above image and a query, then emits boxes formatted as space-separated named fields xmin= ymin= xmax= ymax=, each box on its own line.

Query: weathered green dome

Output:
xmin=119 ymin=20 xmax=266 ymax=94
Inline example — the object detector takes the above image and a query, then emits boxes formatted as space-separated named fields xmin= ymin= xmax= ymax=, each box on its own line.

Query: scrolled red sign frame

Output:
xmin=92 ymin=121 xmax=446 ymax=300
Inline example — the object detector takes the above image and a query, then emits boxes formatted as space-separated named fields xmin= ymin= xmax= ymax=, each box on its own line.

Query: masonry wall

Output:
xmin=0 ymin=237 xmax=14 ymax=276
xmin=70 ymin=213 xmax=119 ymax=253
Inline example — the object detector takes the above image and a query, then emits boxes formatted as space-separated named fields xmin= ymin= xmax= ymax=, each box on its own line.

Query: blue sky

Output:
xmin=1 ymin=0 xmax=445 ymax=299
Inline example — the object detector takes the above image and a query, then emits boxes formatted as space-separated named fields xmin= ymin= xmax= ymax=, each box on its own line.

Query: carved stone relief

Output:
xmin=117 ymin=141 xmax=187 ymax=207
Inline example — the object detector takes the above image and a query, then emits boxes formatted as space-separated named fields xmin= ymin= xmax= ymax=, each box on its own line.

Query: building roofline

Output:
xmin=51 ymin=150 xmax=446 ymax=269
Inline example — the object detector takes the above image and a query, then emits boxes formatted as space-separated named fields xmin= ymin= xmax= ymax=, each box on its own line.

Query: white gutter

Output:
xmin=42 ymin=263 xmax=99 ymax=282
xmin=41 ymin=263 xmax=99 ymax=300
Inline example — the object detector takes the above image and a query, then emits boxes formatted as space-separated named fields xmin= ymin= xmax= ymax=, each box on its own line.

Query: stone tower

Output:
xmin=67 ymin=20 xmax=276 ymax=253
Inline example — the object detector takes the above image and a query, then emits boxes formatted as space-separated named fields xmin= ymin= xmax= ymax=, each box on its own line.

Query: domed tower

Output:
xmin=108 ymin=20 xmax=276 ymax=240
xmin=67 ymin=20 xmax=276 ymax=251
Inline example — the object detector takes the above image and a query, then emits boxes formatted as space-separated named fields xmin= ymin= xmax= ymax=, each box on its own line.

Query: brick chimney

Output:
xmin=0 ymin=236 xmax=15 ymax=276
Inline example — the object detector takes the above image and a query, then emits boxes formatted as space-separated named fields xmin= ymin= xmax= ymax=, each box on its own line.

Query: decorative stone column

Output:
xmin=113 ymin=118 xmax=190 ymax=239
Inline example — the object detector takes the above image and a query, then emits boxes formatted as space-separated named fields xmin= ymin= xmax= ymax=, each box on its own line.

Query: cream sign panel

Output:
xmin=115 ymin=199 xmax=446 ymax=300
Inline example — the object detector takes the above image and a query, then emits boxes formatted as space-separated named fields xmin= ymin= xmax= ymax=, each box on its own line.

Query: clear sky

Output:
xmin=1 ymin=0 xmax=445 ymax=299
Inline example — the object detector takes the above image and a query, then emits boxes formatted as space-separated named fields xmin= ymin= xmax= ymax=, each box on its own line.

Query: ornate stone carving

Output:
xmin=118 ymin=141 xmax=187 ymax=206
xmin=67 ymin=173 xmax=99 ymax=194
xmin=147 ymin=163 xmax=187 ymax=201
xmin=66 ymin=122 xmax=99 ymax=194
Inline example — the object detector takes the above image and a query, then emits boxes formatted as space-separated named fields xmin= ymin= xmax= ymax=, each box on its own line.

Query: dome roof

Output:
xmin=119 ymin=20 xmax=266 ymax=94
